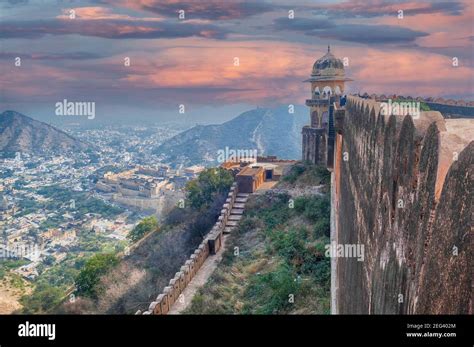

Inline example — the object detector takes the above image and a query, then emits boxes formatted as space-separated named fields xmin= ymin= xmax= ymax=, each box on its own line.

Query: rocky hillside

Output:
xmin=57 ymin=169 xmax=232 ymax=314
xmin=185 ymin=163 xmax=332 ymax=314
xmin=0 ymin=110 xmax=90 ymax=155
xmin=155 ymin=106 xmax=308 ymax=166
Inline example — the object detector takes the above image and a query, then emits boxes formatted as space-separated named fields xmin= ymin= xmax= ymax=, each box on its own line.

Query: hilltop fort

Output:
xmin=302 ymin=48 xmax=473 ymax=314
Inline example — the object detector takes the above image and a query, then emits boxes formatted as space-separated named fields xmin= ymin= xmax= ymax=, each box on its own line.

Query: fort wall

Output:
xmin=138 ymin=182 xmax=240 ymax=315
xmin=332 ymin=96 xmax=473 ymax=314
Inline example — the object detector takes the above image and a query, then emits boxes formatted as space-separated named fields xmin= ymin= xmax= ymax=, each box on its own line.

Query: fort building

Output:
xmin=302 ymin=46 xmax=352 ymax=165
xmin=235 ymin=166 xmax=264 ymax=194
xmin=223 ymin=156 xmax=295 ymax=193
xmin=303 ymin=50 xmax=474 ymax=313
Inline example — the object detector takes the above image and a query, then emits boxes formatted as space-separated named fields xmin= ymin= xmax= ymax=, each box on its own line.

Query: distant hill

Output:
xmin=0 ymin=110 xmax=90 ymax=155
xmin=155 ymin=106 xmax=308 ymax=166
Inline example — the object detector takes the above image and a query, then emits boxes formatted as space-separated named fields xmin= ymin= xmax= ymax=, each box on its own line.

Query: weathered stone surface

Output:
xmin=333 ymin=96 xmax=473 ymax=314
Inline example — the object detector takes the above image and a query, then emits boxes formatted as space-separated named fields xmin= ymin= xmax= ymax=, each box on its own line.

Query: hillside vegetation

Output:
xmin=186 ymin=162 xmax=331 ymax=314
xmin=54 ymin=168 xmax=233 ymax=314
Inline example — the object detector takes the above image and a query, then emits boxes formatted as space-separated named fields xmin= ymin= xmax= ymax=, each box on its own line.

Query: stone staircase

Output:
xmin=139 ymin=184 xmax=252 ymax=315
xmin=223 ymin=193 xmax=249 ymax=234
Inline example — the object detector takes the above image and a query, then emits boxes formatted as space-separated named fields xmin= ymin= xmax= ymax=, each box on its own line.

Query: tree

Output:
xmin=127 ymin=216 xmax=159 ymax=242
xmin=42 ymin=255 xmax=55 ymax=266
xmin=185 ymin=168 xmax=233 ymax=209
xmin=75 ymin=253 xmax=118 ymax=299
xmin=21 ymin=284 xmax=64 ymax=314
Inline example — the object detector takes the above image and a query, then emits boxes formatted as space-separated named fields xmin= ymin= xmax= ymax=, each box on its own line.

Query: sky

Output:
xmin=0 ymin=0 xmax=473 ymax=124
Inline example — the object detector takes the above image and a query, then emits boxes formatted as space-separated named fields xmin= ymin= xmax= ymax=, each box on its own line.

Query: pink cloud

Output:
xmin=2 ymin=40 xmax=472 ymax=108
xmin=110 ymin=0 xmax=274 ymax=20
xmin=57 ymin=7 xmax=162 ymax=21
xmin=347 ymin=48 xmax=473 ymax=97
xmin=324 ymin=0 xmax=435 ymax=16
xmin=373 ymin=0 xmax=473 ymax=48
xmin=116 ymin=40 xmax=313 ymax=103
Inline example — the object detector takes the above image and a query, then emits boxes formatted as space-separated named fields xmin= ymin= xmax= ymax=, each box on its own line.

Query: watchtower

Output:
xmin=302 ymin=46 xmax=352 ymax=165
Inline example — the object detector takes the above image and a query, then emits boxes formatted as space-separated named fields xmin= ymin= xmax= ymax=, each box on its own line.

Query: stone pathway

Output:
xmin=255 ymin=185 xmax=325 ymax=197
xmin=168 ymin=236 xmax=227 ymax=314
xmin=168 ymin=193 xmax=249 ymax=314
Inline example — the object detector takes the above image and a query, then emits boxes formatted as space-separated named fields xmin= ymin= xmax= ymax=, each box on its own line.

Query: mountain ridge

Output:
xmin=0 ymin=110 xmax=90 ymax=155
xmin=155 ymin=106 xmax=308 ymax=166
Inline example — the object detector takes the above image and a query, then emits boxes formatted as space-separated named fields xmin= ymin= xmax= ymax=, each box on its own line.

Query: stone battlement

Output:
xmin=138 ymin=182 xmax=241 ymax=315
xmin=331 ymin=95 xmax=473 ymax=314
xmin=344 ymin=96 xmax=473 ymax=200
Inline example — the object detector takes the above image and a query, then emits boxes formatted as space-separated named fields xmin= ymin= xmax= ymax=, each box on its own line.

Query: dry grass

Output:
xmin=185 ymin=162 xmax=332 ymax=315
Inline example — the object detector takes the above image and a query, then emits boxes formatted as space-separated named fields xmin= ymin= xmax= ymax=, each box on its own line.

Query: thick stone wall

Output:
xmin=302 ymin=126 xmax=326 ymax=164
xmin=333 ymin=96 xmax=472 ymax=314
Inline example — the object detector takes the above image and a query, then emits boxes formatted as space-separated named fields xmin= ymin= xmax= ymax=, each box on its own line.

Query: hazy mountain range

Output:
xmin=0 ymin=110 xmax=90 ymax=156
xmin=0 ymin=106 xmax=309 ymax=163
xmin=155 ymin=106 xmax=308 ymax=166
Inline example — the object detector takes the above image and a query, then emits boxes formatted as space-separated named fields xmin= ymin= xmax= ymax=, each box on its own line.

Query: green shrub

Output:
xmin=313 ymin=218 xmax=330 ymax=238
xmin=185 ymin=168 xmax=233 ymax=210
xmin=314 ymin=165 xmax=331 ymax=185
xmin=75 ymin=253 xmax=118 ymax=299
xmin=42 ymin=255 xmax=55 ymax=266
xmin=283 ymin=164 xmax=306 ymax=183
xmin=282 ymin=162 xmax=330 ymax=186
xmin=21 ymin=284 xmax=64 ymax=314
xmin=237 ymin=217 xmax=255 ymax=234
xmin=0 ymin=259 xmax=30 ymax=270
xmin=293 ymin=195 xmax=330 ymax=224
xmin=268 ymin=228 xmax=308 ymax=266
xmin=243 ymin=263 xmax=299 ymax=314
xmin=308 ymin=257 xmax=331 ymax=291
xmin=127 ymin=216 xmax=159 ymax=242
xmin=249 ymin=193 xmax=292 ymax=229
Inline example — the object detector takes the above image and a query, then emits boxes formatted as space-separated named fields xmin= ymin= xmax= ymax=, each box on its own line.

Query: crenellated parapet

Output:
xmin=331 ymin=95 xmax=473 ymax=314
xmin=138 ymin=182 xmax=240 ymax=315
xmin=138 ymin=181 xmax=253 ymax=315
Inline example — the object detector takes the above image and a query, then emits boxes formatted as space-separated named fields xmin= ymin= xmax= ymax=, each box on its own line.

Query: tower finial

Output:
xmin=328 ymin=45 xmax=330 ymax=53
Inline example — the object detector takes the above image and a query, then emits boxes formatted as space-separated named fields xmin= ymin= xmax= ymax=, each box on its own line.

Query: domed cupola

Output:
xmin=302 ymin=45 xmax=353 ymax=167
xmin=311 ymin=46 xmax=345 ymax=79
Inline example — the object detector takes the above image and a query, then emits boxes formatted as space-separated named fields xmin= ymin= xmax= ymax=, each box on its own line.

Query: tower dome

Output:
xmin=311 ymin=46 xmax=345 ymax=79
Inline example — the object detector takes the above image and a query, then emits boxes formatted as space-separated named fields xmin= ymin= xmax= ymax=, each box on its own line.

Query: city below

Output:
xmin=0 ymin=122 xmax=208 ymax=313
